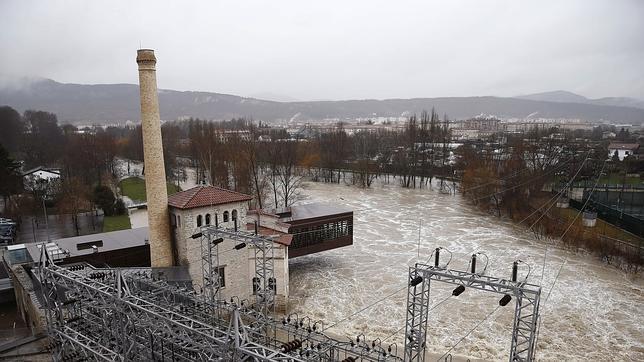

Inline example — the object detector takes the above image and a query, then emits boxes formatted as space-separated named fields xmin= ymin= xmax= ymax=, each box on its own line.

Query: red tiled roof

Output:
xmin=168 ymin=186 xmax=252 ymax=210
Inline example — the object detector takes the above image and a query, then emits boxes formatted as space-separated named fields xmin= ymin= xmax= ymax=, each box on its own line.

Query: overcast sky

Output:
xmin=1 ymin=0 xmax=643 ymax=101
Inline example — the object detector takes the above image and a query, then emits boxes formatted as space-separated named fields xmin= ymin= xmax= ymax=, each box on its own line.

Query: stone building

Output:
xmin=167 ymin=185 xmax=290 ymax=303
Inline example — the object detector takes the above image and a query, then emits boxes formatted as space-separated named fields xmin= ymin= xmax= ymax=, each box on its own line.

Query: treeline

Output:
xmin=458 ymin=126 xmax=642 ymax=269
xmin=0 ymin=104 xmax=518 ymax=215
xmin=0 ymin=106 xmax=126 ymax=232
xmin=123 ymin=109 xmax=455 ymax=209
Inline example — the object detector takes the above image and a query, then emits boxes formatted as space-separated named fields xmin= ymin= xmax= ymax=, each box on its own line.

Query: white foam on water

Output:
xmin=288 ymin=180 xmax=644 ymax=361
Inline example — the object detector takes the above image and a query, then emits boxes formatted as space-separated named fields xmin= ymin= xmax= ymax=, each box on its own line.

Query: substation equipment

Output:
xmin=37 ymin=229 xmax=540 ymax=361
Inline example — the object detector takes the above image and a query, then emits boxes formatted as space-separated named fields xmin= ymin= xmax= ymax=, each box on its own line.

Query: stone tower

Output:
xmin=136 ymin=49 xmax=173 ymax=267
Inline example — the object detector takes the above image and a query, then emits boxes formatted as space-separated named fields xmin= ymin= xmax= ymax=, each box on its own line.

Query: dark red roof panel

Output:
xmin=168 ymin=186 xmax=252 ymax=210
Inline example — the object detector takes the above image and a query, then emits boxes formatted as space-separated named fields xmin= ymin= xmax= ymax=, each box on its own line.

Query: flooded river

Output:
xmin=288 ymin=180 xmax=644 ymax=361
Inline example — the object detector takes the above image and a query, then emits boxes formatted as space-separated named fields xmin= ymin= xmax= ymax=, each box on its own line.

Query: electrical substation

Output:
xmin=37 ymin=229 xmax=541 ymax=361
xmin=32 ymin=48 xmax=542 ymax=361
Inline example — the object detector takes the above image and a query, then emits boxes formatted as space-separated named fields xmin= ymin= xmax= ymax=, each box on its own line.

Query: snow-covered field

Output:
xmin=288 ymin=180 xmax=644 ymax=361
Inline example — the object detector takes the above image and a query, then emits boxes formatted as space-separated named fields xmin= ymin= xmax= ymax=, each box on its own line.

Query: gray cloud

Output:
xmin=1 ymin=0 xmax=643 ymax=100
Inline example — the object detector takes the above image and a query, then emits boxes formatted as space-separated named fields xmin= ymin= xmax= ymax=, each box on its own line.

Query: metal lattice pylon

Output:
xmin=403 ymin=263 xmax=541 ymax=362
xmin=199 ymin=226 xmax=276 ymax=314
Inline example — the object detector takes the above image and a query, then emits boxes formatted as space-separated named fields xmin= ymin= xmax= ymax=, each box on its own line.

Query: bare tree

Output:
xmin=277 ymin=141 xmax=303 ymax=208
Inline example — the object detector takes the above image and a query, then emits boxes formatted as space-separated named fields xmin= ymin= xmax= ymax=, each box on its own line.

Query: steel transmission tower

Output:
xmin=403 ymin=254 xmax=541 ymax=362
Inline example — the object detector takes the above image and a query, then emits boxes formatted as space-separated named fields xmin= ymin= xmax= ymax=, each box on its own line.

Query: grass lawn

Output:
xmin=103 ymin=215 xmax=131 ymax=232
xmin=597 ymin=175 xmax=642 ymax=185
xmin=119 ymin=177 xmax=181 ymax=202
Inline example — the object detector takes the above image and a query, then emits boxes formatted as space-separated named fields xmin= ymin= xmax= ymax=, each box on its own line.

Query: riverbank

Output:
xmin=287 ymin=179 xmax=644 ymax=361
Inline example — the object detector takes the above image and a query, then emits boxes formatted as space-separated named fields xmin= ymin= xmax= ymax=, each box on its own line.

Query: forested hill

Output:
xmin=2 ymin=78 xmax=644 ymax=123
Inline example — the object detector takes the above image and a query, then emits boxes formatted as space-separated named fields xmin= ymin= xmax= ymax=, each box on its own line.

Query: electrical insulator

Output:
xmin=280 ymin=339 xmax=302 ymax=353
xmin=435 ymin=247 xmax=441 ymax=267
xmin=512 ymin=261 xmax=518 ymax=282
xmin=410 ymin=275 xmax=423 ymax=287
xmin=452 ymin=285 xmax=465 ymax=296
xmin=471 ymin=254 xmax=477 ymax=273
xmin=499 ymin=294 xmax=512 ymax=306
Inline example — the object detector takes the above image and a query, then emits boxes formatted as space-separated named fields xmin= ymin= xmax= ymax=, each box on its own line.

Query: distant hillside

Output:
xmin=516 ymin=90 xmax=644 ymax=110
xmin=2 ymin=79 xmax=644 ymax=124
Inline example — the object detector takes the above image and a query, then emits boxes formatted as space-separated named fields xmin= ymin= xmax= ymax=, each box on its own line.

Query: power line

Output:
xmin=533 ymin=159 xmax=609 ymax=356
xmin=381 ymin=294 xmax=453 ymax=343
xmin=520 ymin=152 xmax=590 ymax=230
xmin=559 ymin=159 xmax=607 ymax=240
xmin=464 ymin=156 xmax=573 ymax=197
xmin=516 ymin=152 xmax=590 ymax=283
xmin=544 ymin=159 xmax=607 ymax=300
xmin=436 ymin=305 xmax=502 ymax=361
xmin=322 ymin=285 xmax=407 ymax=332
xmin=469 ymin=159 xmax=574 ymax=202
xmin=461 ymin=161 xmax=552 ymax=193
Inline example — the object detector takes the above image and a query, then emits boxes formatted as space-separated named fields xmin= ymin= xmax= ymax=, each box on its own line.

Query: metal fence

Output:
xmin=569 ymin=198 xmax=644 ymax=240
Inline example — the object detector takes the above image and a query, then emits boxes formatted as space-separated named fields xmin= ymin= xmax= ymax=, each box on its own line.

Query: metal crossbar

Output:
xmin=403 ymin=263 xmax=541 ymax=362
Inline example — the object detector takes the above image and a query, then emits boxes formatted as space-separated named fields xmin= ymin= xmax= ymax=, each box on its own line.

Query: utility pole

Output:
xmin=42 ymin=198 xmax=50 ymax=242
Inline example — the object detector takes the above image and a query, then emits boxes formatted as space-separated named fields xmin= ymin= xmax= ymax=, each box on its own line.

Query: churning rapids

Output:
xmin=287 ymin=180 xmax=644 ymax=361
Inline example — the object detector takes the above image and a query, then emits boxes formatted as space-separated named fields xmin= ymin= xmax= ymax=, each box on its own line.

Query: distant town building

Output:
xmin=216 ymin=130 xmax=251 ymax=142
xmin=608 ymin=143 xmax=639 ymax=161
xmin=602 ymin=131 xmax=616 ymax=139
xmin=450 ymin=116 xmax=501 ymax=140
xmin=21 ymin=166 xmax=61 ymax=183
xmin=21 ymin=166 xmax=61 ymax=194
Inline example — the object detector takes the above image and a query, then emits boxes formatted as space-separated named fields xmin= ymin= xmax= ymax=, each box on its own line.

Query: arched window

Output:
xmin=205 ymin=214 xmax=211 ymax=225
xmin=197 ymin=215 xmax=203 ymax=227
xmin=223 ymin=211 xmax=229 ymax=222
xmin=232 ymin=209 xmax=238 ymax=221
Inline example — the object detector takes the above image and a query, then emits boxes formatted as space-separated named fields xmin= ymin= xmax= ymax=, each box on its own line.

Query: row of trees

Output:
xmin=123 ymin=110 xmax=455 ymax=209
xmin=0 ymin=106 xmax=127 ymax=233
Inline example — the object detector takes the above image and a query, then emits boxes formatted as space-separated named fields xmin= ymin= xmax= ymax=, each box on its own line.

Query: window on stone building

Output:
xmin=232 ymin=209 xmax=238 ymax=220
xmin=216 ymin=266 xmax=225 ymax=287
xmin=223 ymin=211 xmax=229 ymax=222
xmin=205 ymin=214 xmax=211 ymax=225
xmin=177 ymin=215 xmax=181 ymax=227
xmin=197 ymin=214 xmax=203 ymax=227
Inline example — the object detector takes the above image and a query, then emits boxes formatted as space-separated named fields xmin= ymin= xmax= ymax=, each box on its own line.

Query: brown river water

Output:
xmin=288 ymin=180 xmax=644 ymax=361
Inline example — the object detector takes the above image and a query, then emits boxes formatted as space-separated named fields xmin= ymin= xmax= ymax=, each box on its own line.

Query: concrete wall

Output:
xmin=10 ymin=266 xmax=46 ymax=334
xmin=247 ymin=212 xmax=290 ymax=233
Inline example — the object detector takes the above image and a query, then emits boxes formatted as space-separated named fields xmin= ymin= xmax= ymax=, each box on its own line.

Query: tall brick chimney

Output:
xmin=136 ymin=49 xmax=173 ymax=267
